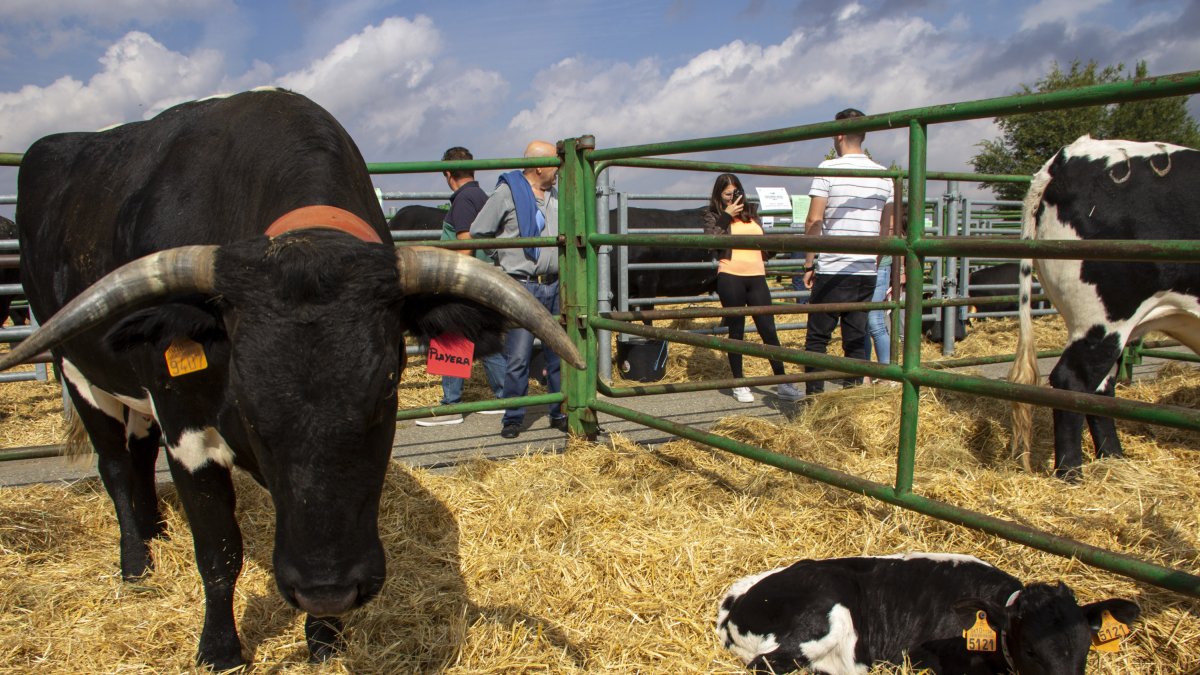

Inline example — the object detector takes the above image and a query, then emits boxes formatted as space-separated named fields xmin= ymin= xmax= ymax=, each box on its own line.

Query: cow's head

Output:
xmin=954 ymin=582 xmax=1140 ymax=675
xmin=0 ymin=232 xmax=584 ymax=618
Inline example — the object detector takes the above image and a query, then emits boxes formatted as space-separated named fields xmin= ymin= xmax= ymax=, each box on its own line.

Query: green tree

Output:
xmin=971 ymin=60 xmax=1200 ymax=200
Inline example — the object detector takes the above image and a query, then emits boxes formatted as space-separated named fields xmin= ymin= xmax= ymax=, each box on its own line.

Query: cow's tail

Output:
xmin=1008 ymin=165 xmax=1053 ymax=472
xmin=63 ymin=397 xmax=94 ymax=462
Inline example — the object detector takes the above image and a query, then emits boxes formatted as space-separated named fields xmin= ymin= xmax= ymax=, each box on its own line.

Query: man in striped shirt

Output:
xmin=801 ymin=108 xmax=894 ymax=396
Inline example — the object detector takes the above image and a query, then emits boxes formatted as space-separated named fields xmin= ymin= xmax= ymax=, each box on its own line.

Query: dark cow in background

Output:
xmin=1010 ymin=136 xmax=1200 ymax=480
xmin=608 ymin=206 xmax=719 ymax=309
xmin=0 ymin=215 xmax=26 ymax=326
xmin=387 ymin=204 xmax=446 ymax=234
xmin=391 ymin=202 xmax=721 ymax=310
xmin=2 ymin=88 xmax=583 ymax=669
xmin=922 ymin=263 xmax=1054 ymax=343
xmin=718 ymin=553 xmax=1139 ymax=674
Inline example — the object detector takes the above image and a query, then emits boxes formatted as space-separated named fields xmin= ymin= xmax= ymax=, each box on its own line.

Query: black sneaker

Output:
xmin=549 ymin=416 xmax=568 ymax=432
xmin=500 ymin=423 xmax=521 ymax=439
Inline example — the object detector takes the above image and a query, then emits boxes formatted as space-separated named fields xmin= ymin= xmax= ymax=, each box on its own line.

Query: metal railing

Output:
xmin=1 ymin=70 xmax=1199 ymax=599
xmin=566 ymin=69 xmax=1200 ymax=598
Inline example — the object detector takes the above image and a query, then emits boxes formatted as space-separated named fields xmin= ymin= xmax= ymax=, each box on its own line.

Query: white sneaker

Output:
xmin=416 ymin=413 xmax=463 ymax=426
xmin=776 ymin=383 xmax=803 ymax=401
xmin=731 ymin=387 xmax=754 ymax=403
xmin=478 ymin=408 xmax=506 ymax=415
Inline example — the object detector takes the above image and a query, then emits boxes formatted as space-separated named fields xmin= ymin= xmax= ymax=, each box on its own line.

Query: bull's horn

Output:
xmin=0 ymin=246 xmax=219 ymax=371
xmin=394 ymin=246 xmax=586 ymax=369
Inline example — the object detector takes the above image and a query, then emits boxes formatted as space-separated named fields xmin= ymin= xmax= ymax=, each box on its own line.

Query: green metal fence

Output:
xmin=3 ymin=70 xmax=1200 ymax=597
xmin=565 ymin=69 xmax=1200 ymax=598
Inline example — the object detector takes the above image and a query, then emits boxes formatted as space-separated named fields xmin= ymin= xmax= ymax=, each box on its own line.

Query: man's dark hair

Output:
xmin=442 ymin=146 xmax=474 ymax=180
xmin=835 ymin=108 xmax=866 ymax=145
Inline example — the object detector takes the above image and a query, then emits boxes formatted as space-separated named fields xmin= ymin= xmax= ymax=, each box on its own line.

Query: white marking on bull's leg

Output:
xmin=802 ymin=604 xmax=866 ymax=675
xmin=168 ymin=427 xmax=235 ymax=472
xmin=61 ymin=358 xmax=125 ymax=422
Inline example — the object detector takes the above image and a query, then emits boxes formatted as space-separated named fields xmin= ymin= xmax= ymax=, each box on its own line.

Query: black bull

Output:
xmin=389 ymin=204 xmax=718 ymax=304
xmin=0 ymin=215 xmax=27 ymax=326
xmin=2 ymin=89 xmax=583 ymax=669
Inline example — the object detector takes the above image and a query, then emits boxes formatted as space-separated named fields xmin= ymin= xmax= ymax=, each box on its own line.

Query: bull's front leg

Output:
xmin=64 ymin=385 xmax=161 ymax=580
xmin=165 ymin=454 xmax=245 ymax=670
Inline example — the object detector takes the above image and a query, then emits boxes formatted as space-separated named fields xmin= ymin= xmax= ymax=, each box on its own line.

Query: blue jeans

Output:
xmin=439 ymin=351 xmax=506 ymax=405
xmin=788 ymin=251 xmax=808 ymax=294
xmin=866 ymin=264 xmax=891 ymax=364
xmin=502 ymin=279 xmax=563 ymax=426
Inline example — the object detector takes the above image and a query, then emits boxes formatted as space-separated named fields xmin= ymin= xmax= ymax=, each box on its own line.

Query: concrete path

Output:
xmin=0 ymin=356 xmax=1171 ymax=487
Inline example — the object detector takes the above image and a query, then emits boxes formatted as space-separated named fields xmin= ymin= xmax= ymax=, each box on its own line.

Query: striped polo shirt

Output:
xmin=809 ymin=153 xmax=893 ymax=276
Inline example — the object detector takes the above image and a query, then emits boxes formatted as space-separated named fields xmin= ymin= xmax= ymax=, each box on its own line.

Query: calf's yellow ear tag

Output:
xmin=1090 ymin=610 xmax=1130 ymax=652
xmin=963 ymin=611 xmax=997 ymax=652
xmin=165 ymin=338 xmax=208 ymax=377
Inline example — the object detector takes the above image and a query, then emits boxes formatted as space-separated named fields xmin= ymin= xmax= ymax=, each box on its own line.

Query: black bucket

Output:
xmin=616 ymin=338 xmax=668 ymax=382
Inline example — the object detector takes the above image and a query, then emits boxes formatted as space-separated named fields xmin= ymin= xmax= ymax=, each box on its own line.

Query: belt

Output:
xmin=509 ymin=272 xmax=558 ymax=284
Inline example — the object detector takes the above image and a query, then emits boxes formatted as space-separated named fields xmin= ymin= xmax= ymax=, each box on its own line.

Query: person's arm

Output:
xmin=468 ymin=188 xmax=508 ymax=239
xmin=446 ymin=197 xmax=477 ymax=255
xmin=876 ymin=201 xmax=895 ymax=265
xmin=802 ymin=196 xmax=827 ymax=289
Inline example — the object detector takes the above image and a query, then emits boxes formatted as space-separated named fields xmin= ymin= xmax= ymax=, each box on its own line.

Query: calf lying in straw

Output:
xmin=717 ymin=552 xmax=1139 ymax=674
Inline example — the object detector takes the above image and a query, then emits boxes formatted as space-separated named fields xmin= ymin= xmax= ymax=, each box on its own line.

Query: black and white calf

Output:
xmin=1009 ymin=136 xmax=1200 ymax=479
xmin=717 ymin=553 xmax=1139 ymax=674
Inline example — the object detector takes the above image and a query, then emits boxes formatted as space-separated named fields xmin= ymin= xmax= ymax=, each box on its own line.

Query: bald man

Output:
xmin=470 ymin=140 xmax=565 ymax=439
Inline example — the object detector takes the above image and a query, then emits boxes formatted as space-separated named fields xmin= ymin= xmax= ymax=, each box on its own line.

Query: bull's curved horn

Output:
xmin=0 ymin=246 xmax=219 ymax=371
xmin=395 ymin=246 xmax=586 ymax=370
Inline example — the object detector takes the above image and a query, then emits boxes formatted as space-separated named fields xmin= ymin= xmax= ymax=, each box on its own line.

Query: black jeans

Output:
xmin=804 ymin=273 xmax=875 ymax=394
xmin=716 ymin=273 xmax=785 ymax=379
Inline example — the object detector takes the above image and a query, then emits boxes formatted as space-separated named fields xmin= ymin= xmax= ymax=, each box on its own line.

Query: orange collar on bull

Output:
xmin=264 ymin=205 xmax=384 ymax=244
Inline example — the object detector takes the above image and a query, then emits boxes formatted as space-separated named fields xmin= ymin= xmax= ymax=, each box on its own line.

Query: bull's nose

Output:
xmin=293 ymin=585 xmax=359 ymax=617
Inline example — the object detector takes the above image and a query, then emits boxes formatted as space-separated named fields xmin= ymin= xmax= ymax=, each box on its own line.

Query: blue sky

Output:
xmin=1 ymin=0 xmax=1198 ymax=216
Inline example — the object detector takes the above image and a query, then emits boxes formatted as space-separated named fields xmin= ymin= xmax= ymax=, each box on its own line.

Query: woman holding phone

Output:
xmin=701 ymin=173 xmax=802 ymax=403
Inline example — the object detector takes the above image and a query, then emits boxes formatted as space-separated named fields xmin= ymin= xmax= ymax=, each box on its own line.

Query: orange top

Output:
xmin=265 ymin=205 xmax=383 ymax=244
xmin=718 ymin=219 xmax=765 ymax=276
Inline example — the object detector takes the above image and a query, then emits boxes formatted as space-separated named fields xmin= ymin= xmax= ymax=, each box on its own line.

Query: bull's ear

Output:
xmin=399 ymin=295 xmax=506 ymax=356
xmin=106 ymin=303 xmax=226 ymax=353
xmin=1082 ymin=598 xmax=1140 ymax=632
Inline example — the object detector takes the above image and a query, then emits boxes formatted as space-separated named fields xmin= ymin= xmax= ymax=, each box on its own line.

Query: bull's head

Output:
xmin=0 ymin=236 xmax=584 ymax=618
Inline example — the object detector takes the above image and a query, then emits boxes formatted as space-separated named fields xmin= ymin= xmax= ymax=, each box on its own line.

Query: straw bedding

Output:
xmin=1 ymin=319 xmax=1198 ymax=673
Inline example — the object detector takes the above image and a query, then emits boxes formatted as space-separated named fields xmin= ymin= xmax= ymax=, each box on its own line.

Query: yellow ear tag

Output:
xmin=1090 ymin=610 xmax=1130 ymax=652
xmin=164 ymin=338 xmax=208 ymax=377
xmin=963 ymin=610 xmax=997 ymax=652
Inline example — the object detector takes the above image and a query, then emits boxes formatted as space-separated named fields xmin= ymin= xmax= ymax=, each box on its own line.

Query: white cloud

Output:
xmin=276 ymin=15 xmax=506 ymax=153
xmin=0 ymin=14 xmax=508 ymax=166
xmin=1019 ymin=0 xmax=1111 ymax=31
xmin=507 ymin=16 xmax=988 ymax=156
xmin=0 ymin=32 xmax=225 ymax=150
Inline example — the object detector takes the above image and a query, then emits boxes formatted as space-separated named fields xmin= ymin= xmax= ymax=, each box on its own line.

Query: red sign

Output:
xmin=427 ymin=334 xmax=474 ymax=378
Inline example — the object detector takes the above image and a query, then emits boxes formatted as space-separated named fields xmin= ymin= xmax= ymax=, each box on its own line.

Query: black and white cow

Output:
xmin=717 ymin=553 xmax=1139 ymax=674
xmin=1010 ymin=136 xmax=1200 ymax=480
xmin=1 ymin=88 xmax=583 ymax=669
